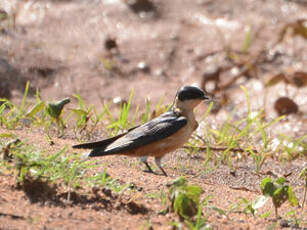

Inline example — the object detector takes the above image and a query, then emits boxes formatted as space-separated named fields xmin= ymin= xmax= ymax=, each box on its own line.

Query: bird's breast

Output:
xmin=131 ymin=118 xmax=197 ymax=158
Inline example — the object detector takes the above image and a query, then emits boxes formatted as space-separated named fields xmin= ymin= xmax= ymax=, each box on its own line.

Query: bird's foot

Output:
xmin=158 ymin=166 xmax=168 ymax=177
xmin=143 ymin=161 xmax=156 ymax=174
xmin=142 ymin=159 xmax=168 ymax=176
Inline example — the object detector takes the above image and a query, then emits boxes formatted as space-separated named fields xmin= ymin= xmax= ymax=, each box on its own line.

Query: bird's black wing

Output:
xmin=103 ymin=111 xmax=187 ymax=154
xmin=72 ymin=126 xmax=139 ymax=149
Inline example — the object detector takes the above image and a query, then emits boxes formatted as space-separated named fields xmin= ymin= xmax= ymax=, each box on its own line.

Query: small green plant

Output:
xmin=242 ymin=25 xmax=253 ymax=53
xmin=2 ymin=139 xmax=92 ymax=195
xmin=87 ymin=169 xmax=133 ymax=194
xmin=260 ymin=177 xmax=299 ymax=219
xmin=298 ymin=167 xmax=306 ymax=209
xmin=185 ymin=204 xmax=210 ymax=230
xmin=185 ymin=195 xmax=215 ymax=230
xmin=281 ymin=135 xmax=307 ymax=160
xmin=0 ymin=82 xmax=31 ymax=129
xmin=12 ymin=142 xmax=65 ymax=184
xmin=286 ymin=210 xmax=302 ymax=228
xmin=70 ymin=94 xmax=106 ymax=138
xmin=233 ymin=196 xmax=269 ymax=216
xmin=204 ymin=86 xmax=286 ymax=172
xmin=168 ymin=177 xmax=203 ymax=221
xmin=46 ymin=97 xmax=70 ymax=137
xmin=106 ymin=90 xmax=136 ymax=134
xmin=25 ymin=88 xmax=46 ymax=120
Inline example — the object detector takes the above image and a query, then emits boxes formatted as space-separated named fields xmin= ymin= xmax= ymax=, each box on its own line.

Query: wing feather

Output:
xmin=104 ymin=111 xmax=187 ymax=154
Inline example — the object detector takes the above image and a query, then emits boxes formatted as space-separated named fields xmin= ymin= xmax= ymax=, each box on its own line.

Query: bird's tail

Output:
xmin=87 ymin=148 xmax=114 ymax=157
xmin=73 ymin=134 xmax=127 ymax=158
xmin=72 ymin=132 xmax=128 ymax=149
xmin=78 ymin=146 xmax=115 ymax=159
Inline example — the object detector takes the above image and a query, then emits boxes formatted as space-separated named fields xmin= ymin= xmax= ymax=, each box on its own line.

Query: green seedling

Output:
xmin=260 ymin=177 xmax=299 ymax=219
xmin=87 ymin=169 xmax=132 ymax=194
xmin=282 ymin=135 xmax=307 ymax=160
xmin=234 ymin=196 xmax=269 ymax=216
xmin=1 ymin=138 xmax=21 ymax=161
xmin=242 ymin=25 xmax=253 ymax=53
xmin=13 ymin=142 xmax=57 ymax=184
xmin=46 ymin=97 xmax=70 ymax=137
xmin=26 ymin=101 xmax=46 ymax=120
xmin=168 ymin=176 xmax=203 ymax=220
xmin=1 ymin=135 xmax=127 ymax=199
xmin=6 ymin=140 xmax=97 ymax=197
xmin=298 ymin=167 xmax=306 ymax=209
xmin=12 ymin=144 xmax=76 ymax=186
xmin=140 ymin=97 xmax=152 ymax=123
xmin=25 ymin=89 xmax=45 ymax=118
xmin=70 ymin=94 xmax=96 ymax=137
xmin=0 ymin=82 xmax=30 ymax=129
xmin=22 ymin=89 xmax=52 ymax=130
xmin=205 ymin=86 xmax=287 ymax=172
xmin=286 ymin=210 xmax=302 ymax=228
xmin=186 ymin=203 xmax=210 ymax=230
xmin=107 ymin=90 xmax=135 ymax=133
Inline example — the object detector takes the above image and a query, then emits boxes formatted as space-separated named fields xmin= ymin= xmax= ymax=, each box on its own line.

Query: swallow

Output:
xmin=72 ymin=86 xmax=209 ymax=176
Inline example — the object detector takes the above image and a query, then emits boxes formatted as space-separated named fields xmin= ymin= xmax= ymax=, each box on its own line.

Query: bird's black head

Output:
xmin=177 ymin=86 xmax=209 ymax=101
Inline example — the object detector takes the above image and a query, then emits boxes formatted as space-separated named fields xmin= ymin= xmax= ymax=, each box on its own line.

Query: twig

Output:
xmin=183 ymin=145 xmax=258 ymax=153
xmin=228 ymin=186 xmax=258 ymax=193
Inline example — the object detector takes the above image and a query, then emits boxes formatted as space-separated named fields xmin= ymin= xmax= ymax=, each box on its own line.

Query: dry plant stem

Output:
xmin=303 ymin=182 xmax=306 ymax=209
xmin=275 ymin=206 xmax=278 ymax=220
xmin=191 ymin=134 xmax=259 ymax=153
xmin=183 ymin=145 xmax=258 ymax=154
xmin=216 ymin=34 xmax=283 ymax=92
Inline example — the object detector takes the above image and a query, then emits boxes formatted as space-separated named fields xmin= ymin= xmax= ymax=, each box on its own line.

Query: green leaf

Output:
xmin=245 ymin=203 xmax=255 ymax=215
xmin=273 ymin=186 xmax=288 ymax=208
xmin=174 ymin=193 xmax=197 ymax=219
xmin=210 ymin=206 xmax=227 ymax=216
xmin=186 ymin=185 xmax=202 ymax=204
xmin=70 ymin=108 xmax=88 ymax=117
xmin=260 ymin=211 xmax=271 ymax=218
xmin=0 ymin=133 xmax=16 ymax=138
xmin=298 ymin=168 xmax=306 ymax=180
xmin=168 ymin=177 xmax=203 ymax=220
xmin=276 ymin=177 xmax=286 ymax=185
xmin=19 ymin=81 xmax=30 ymax=115
xmin=73 ymin=94 xmax=86 ymax=110
xmin=287 ymin=186 xmax=299 ymax=207
xmin=172 ymin=176 xmax=187 ymax=187
xmin=46 ymin=98 xmax=70 ymax=119
xmin=242 ymin=25 xmax=252 ymax=52
xmin=26 ymin=101 xmax=45 ymax=118
xmin=260 ymin=177 xmax=275 ymax=196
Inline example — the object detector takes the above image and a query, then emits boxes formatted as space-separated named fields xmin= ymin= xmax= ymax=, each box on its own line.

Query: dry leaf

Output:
xmin=279 ymin=19 xmax=307 ymax=42
xmin=292 ymin=71 xmax=307 ymax=87
xmin=265 ymin=73 xmax=290 ymax=88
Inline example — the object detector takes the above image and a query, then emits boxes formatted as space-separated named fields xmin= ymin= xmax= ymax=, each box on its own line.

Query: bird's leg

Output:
xmin=155 ymin=157 xmax=168 ymax=177
xmin=140 ymin=156 xmax=154 ymax=174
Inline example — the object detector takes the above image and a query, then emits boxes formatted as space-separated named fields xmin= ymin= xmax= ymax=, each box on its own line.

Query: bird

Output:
xmin=72 ymin=86 xmax=209 ymax=176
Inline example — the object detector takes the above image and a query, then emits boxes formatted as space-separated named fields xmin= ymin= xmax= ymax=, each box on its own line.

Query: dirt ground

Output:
xmin=0 ymin=0 xmax=307 ymax=229
xmin=0 ymin=127 xmax=306 ymax=230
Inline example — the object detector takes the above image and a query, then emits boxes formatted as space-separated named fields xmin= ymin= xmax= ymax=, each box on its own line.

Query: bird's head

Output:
xmin=174 ymin=86 xmax=209 ymax=112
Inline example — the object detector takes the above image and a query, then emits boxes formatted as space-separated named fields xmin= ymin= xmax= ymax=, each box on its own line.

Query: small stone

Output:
xmin=137 ymin=61 xmax=151 ymax=73
xmin=280 ymin=220 xmax=290 ymax=228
